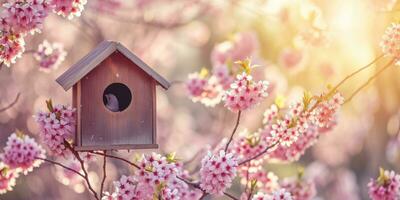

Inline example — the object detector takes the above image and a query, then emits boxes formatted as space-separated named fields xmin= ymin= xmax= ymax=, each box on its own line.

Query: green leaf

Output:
xmin=46 ymin=99 xmax=54 ymax=112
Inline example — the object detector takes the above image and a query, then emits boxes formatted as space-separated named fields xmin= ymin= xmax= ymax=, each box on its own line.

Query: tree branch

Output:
xmin=224 ymin=111 xmax=242 ymax=152
xmin=0 ymin=92 xmax=21 ymax=113
xmin=35 ymin=157 xmax=85 ymax=179
xmin=238 ymin=140 xmax=280 ymax=166
xmin=64 ymin=141 xmax=99 ymax=200
xmin=86 ymin=151 xmax=140 ymax=169
xmin=100 ymin=150 xmax=107 ymax=198
xmin=344 ymin=58 xmax=395 ymax=104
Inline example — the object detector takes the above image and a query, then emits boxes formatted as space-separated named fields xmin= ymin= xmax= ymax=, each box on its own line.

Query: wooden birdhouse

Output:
xmin=56 ymin=41 xmax=170 ymax=151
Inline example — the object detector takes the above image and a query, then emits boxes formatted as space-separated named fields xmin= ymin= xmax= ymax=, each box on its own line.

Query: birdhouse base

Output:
xmin=74 ymin=144 xmax=159 ymax=151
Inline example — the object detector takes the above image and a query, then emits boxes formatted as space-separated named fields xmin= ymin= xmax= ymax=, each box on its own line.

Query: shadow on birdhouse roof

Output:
xmin=56 ymin=40 xmax=170 ymax=91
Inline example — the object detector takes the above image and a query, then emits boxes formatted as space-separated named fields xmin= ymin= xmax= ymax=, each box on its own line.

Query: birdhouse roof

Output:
xmin=56 ymin=40 xmax=170 ymax=91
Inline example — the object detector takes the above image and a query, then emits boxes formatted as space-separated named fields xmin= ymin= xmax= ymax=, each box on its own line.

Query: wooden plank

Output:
xmin=152 ymin=80 xmax=157 ymax=145
xmin=75 ymin=144 xmax=159 ymax=151
xmin=56 ymin=41 xmax=117 ymax=91
xmin=76 ymin=81 xmax=82 ymax=146
xmin=56 ymin=41 xmax=170 ymax=91
xmin=80 ymin=51 xmax=154 ymax=149
xmin=116 ymin=43 xmax=170 ymax=89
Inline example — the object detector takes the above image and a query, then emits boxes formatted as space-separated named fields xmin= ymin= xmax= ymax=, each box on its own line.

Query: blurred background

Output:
xmin=0 ymin=0 xmax=400 ymax=199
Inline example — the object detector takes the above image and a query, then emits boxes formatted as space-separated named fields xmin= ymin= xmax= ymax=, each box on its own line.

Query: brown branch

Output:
xmin=224 ymin=111 xmax=242 ymax=152
xmin=35 ymin=157 xmax=85 ymax=179
xmin=330 ymin=54 xmax=384 ymax=93
xmin=64 ymin=141 xmax=99 ymax=200
xmin=87 ymin=151 xmax=140 ymax=169
xmin=0 ymin=92 xmax=21 ymax=113
xmin=100 ymin=150 xmax=107 ymax=198
xmin=344 ymin=58 xmax=395 ymax=104
xmin=238 ymin=140 xmax=280 ymax=166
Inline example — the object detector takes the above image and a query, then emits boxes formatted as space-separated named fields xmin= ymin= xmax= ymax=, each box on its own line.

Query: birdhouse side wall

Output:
xmin=76 ymin=51 xmax=156 ymax=150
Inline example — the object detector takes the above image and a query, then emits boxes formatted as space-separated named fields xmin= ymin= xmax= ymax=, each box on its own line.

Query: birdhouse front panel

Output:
xmin=76 ymin=51 xmax=156 ymax=150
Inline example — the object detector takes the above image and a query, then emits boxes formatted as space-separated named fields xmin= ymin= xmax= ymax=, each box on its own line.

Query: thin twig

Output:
xmin=87 ymin=151 xmax=140 ymax=169
xmin=64 ymin=141 xmax=99 ymax=200
xmin=223 ymin=191 xmax=239 ymax=200
xmin=344 ymin=58 xmax=395 ymax=104
xmin=35 ymin=157 xmax=85 ymax=179
xmin=100 ymin=150 xmax=107 ymax=198
xmin=0 ymin=92 xmax=21 ymax=113
xmin=330 ymin=54 xmax=384 ymax=93
xmin=224 ymin=111 xmax=242 ymax=152
xmin=239 ymin=140 xmax=280 ymax=166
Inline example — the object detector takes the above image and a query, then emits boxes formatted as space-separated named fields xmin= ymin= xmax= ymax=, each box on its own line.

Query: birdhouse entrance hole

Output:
xmin=103 ymin=83 xmax=132 ymax=112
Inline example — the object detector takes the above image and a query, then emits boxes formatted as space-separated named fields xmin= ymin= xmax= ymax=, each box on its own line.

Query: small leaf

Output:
xmin=235 ymin=59 xmax=252 ymax=75
xmin=377 ymin=167 xmax=388 ymax=185
xmin=15 ymin=129 xmax=24 ymax=138
xmin=166 ymin=152 xmax=178 ymax=163
xmin=46 ymin=99 xmax=54 ymax=112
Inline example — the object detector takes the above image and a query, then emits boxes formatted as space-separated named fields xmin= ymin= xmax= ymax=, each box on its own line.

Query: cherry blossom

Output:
xmin=280 ymin=177 xmax=316 ymax=200
xmin=0 ymin=163 xmax=18 ymax=194
xmin=0 ymin=31 xmax=25 ymax=66
xmin=108 ymin=175 xmax=153 ymax=200
xmin=186 ymin=69 xmax=223 ymax=107
xmin=1 ymin=132 xmax=45 ymax=174
xmin=381 ymin=23 xmax=400 ymax=62
xmin=223 ymin=72 xmax=269 ymax=112
xmin=252 ymin=189 xmax=293 ymax=200
xmin=34 ymin=40 xmax=67 ymax=72
xmin=51 ymin=0 xmax=87 ymax=19
xmin=35 ymin=100 xmax=76 ymax=156
xmin=368 ymin=168 xmax=400 ymax=200
xmin=310 ymin=92 xmax=344 ymax=130
xmin=0 ymin=0 xmax=51 ymax=35
xmin=199 ymin=150 xmax=238 ymax=195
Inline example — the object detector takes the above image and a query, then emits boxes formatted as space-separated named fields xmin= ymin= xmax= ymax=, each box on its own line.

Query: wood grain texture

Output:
xmin=56 ymin=40 xmax=170 ymax=91
xmin=79 ymin=51 xmax=155 ymax=149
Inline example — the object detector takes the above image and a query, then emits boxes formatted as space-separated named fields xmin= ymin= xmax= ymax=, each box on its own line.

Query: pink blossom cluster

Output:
xmin=34 ymin=40 xmax=67 ymax=71
xmin=0 ymin=0 xmax=85 ymax=65
xmin=186 ymin=71 xmax=222 ymax=106
xmin=35 ymin=101 xmax=76 ymax=156
xmin=199 ymin=150 xmax=238 ymax=195
xmin=106 ymin=175 xmax=153 ymax=200
xmin=105 ymin=153 xmax=200 ymax=200
xmin=252 ymin=189 xmax=293 ymax=200
xmin=186 ymin=32 xmax=261 ymax=107
xmin=238 ymin=166 xmax=279 ymax=193
xmin=232 ymin=130 xmax=272 ymax=163
xmin=280 ymin=178 xmax=316 ymax=200
xmin=0 ymin=162 xmax=18 ymax=194
xmin=0 ymin=132 xmax=45 ymax=174
xmin=259 ymin=91 xmax=343 ymax=162
xmin=51 ymin=0 xmax=87 ymax=19
xmin=310 ymin=93 xmax=344 ymax=130
xmin=368 ymin=168 xmax=400 ymax=200
xmin=0 ymin=0 xmax=51 ymax=35
xmin=381 ymin=23 xmax=400 ymax=62
xmin=0 ymin=32 xmax=25 ymax=66
xmin=223 ymin=72 xmax=269 ymax=112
